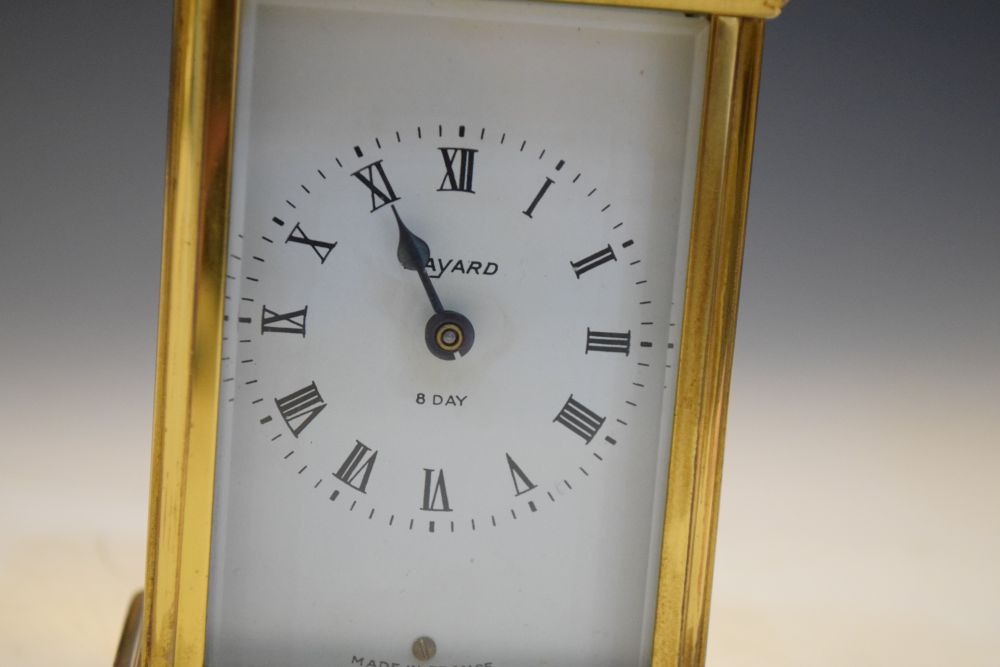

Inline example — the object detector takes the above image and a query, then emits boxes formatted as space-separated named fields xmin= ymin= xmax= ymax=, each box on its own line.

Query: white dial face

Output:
xmin=209 ymin=2 xmax=707 ymax=666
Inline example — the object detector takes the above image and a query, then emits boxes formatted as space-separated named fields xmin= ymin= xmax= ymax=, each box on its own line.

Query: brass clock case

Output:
xmin=139 ymin=1 xmax=777 ymax=665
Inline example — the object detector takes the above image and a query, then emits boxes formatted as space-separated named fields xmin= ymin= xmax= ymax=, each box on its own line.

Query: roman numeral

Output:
xmin=437 ymin=147 xmax=477 ymax=193
xmin=351 ymin=159 xmax=400 ymax=212
xmin=505 ymin=453 xmax=536 ymax=497
xmin=420 ymin=468 xmax=452 ymax=512
xmin=553 ymin=394 xmax=605 ymax=444
xmin=261 ymin=305 xmax=307 ymax=336
xmin=585 ymin=328 xmax=631 ymax=356
xmin=522 ymin=177 xmax=554 ymax=218
xmin=570 ymin=244 xmax=617 ymax=277
xmin=333 ymin=441 xmax=377 ymax=493
xmin=286 ymin=222 xmax=336 ymax=263
xmin=274 ymin=382 xmax=326 ymax=438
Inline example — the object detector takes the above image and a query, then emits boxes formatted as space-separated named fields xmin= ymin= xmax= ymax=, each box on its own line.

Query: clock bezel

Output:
xmin=138 ymin=2 xmax=770 ymax=665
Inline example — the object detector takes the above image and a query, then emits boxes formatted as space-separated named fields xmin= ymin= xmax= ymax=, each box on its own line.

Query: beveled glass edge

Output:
xmin=651 ymin=16 xmax=764 ymax=667
xmin=541 ymin=0 xmax=786 ymax=19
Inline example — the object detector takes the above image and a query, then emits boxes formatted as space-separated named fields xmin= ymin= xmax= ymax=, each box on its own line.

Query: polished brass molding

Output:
xmin=140 ymin=0 xmax=240 ymax=665
xmin=651 ymin=15 xmax=764 ymax=667
xmin=542 ymin=0 xmax=787 ymax=19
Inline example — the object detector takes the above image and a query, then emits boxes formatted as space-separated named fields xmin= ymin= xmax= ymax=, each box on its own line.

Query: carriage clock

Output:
xmin=113 ymin=1 xmax=787 ymax=665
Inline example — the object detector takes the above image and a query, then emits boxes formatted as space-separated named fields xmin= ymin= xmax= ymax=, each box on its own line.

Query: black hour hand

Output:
xmin=393 ymin=205 xmax=431 ymax=271
xmin=391 ymin=204 xmax=443 ymax=314
xmin=389 ymin=205 xmax=474 ymax=360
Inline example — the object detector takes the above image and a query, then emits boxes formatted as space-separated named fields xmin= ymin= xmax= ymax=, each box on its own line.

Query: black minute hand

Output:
xmin=392 ymin=204 xmax=444 ymax=314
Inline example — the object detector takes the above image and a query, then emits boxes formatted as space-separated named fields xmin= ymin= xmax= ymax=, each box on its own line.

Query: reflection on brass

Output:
xmin=141 ymin=1 xmax=240 ymax=665
xmin=412 ymin=636 xmax=437 ymax=661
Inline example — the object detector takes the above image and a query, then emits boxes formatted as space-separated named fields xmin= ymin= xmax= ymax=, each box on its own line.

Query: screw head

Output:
xmin=412 ymin=636 xmax=437 ymax=661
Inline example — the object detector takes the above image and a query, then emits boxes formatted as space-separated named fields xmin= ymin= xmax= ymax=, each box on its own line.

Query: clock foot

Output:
xmin=113 ymin=590 xmax=143 ymax=667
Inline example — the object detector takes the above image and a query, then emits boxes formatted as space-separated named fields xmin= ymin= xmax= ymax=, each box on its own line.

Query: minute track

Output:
xmin=224 ymin=122 xmax=657 ymax=536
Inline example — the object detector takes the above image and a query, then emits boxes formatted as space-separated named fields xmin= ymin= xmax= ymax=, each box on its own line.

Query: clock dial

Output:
xmin=221 ymin=124 xmax=671 ymax=533
xmin=207 ymin=1 xmax=708 ymax=665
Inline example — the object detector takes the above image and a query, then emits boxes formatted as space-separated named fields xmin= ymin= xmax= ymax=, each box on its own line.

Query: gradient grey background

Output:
xmin=0 ymin=2 xmax=997 ymax=665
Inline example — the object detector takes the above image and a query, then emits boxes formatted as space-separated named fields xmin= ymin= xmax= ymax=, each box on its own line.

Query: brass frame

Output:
xmin=140 ymin=1 xmax=769 ymax=665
